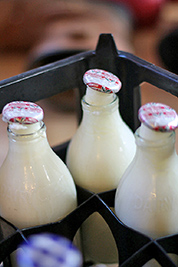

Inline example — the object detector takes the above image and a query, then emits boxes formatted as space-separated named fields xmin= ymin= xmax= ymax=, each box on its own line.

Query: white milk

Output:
xmin=115 ymin=121 xmax=178 ymax=266
xmin=66 ymin=86 xmax=136 ymax=264
xmin=67 ymin=91 xmax=136 ymax=193
xmin=0 ymin=121 xmax=77 ymax=228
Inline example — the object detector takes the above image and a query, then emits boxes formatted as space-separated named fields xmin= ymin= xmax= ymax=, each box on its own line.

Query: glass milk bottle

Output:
xmin=0 ymin=101 xmax=77 ymax=227
xmin=66 ymin=69 xmax=136 ymax=264
xmin=115 ymin=102 xmax=178 ymax=266
xmin=0 ymin=101 xmax=77 ymax=266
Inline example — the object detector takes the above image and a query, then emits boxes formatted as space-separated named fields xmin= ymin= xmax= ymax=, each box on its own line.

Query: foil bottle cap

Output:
xmin=83 ymin=69 xmax=122 ymax=94
xmin=138 ymin=102 xmax=178 ymax=132
xmin=17 ymin=233 xmax=83 ymax=267
xmin=2 ymin=101 xmax=44 ymax=124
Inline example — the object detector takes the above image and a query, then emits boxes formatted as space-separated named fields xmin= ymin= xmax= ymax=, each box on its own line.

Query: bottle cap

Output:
xmin=83 ymin=69 xmax=122 ymax=94
xmin=2 ymin=101 xmax=44 ymax=124
xmin=17 ymin=233 xmax=83 ymax=267
xmin=138 ymin=102 xmax=178 ymax=131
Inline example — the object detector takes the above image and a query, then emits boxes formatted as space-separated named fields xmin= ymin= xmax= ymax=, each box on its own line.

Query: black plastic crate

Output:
xmin=1 ymin=34 xmax=178 ymax=266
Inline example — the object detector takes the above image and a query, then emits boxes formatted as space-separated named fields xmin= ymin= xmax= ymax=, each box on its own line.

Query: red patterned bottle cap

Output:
xmin=83 ymin=69 xmax=122 ymax=93
xmin=139 ymin=102 xmax=178 ymax=131
xmin=2 ymin=101 xmax=44 ymax=124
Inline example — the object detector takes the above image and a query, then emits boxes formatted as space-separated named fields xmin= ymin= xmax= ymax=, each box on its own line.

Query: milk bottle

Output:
xmin=0 ymin=101 xmax=77 ymax=266
xmin=115 ymin=102 xmax=178 ymax=266
xmin=66 ymin=69 xmax=136 ymax=264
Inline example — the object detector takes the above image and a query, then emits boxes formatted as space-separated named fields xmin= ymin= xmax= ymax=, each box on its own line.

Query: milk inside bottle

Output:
xmin=66 ymin=69 xmax=136 ymax=264
xmin=115 ymin=102 xmax=178 ymax=266
xmin=0 ymin=101 xmax=77 ymax=266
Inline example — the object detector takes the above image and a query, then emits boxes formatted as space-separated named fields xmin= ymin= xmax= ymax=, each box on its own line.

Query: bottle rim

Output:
xmin=7 ymin=121 xmax=45 ymax=139
xmin=81 ymin=93 xmax=118 ymax=111
xmin=135 ymin=128 xmax=175 ymax=148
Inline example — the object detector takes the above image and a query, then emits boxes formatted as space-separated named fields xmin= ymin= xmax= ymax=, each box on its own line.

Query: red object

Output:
xmin=83 ymin=69 xmax=122 ymax=94
xmin=105 ymin=0 xmax=167 ymax=26
xmin=138 ymin=102 xmax=178 ymax=131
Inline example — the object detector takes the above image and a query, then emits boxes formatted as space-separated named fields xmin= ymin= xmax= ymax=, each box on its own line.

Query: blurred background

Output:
xmin=0 ymin=0 xmax=178 ymax=165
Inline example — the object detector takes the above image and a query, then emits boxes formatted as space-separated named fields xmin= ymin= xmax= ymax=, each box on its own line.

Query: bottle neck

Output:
xmin=138 ymin=123 xmax=172 ymax=141
xmin=80 ymin=94 xmax=122 ymax=133
xmin=82 ymin=93 xmax=119 ymax=115
xmin=8 ymin=121 xmax=42 ymax=135
xmin=7 ymin=121 xmax=47 ymax=143
xmin=135 ymin=124 xmax=176 ymax=160
xmin=85 ymin=86 xmax=115 ymax=105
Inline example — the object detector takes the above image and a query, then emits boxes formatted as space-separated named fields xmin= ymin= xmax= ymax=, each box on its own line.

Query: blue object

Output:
xmin=16 ymin=233 xmax=82 ymax=267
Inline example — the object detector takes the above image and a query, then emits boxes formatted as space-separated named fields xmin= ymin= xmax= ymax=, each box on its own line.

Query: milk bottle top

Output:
xmin=138 ymin=102 xmax=178 ymax=140
xmin=2 ymin=101 xmax=45 ymax=134
xmin=83 ymin=68 xmax=122 ymax=93
xmin=2 ymin=101 xmax=44 ymax=124
xmin=17 ymin=233 xmax=83 ymax=267
xmin=83 ymin=68 xmax=122 ymax=105
xmin=139 ymin=102 xmax=178 ymax=131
